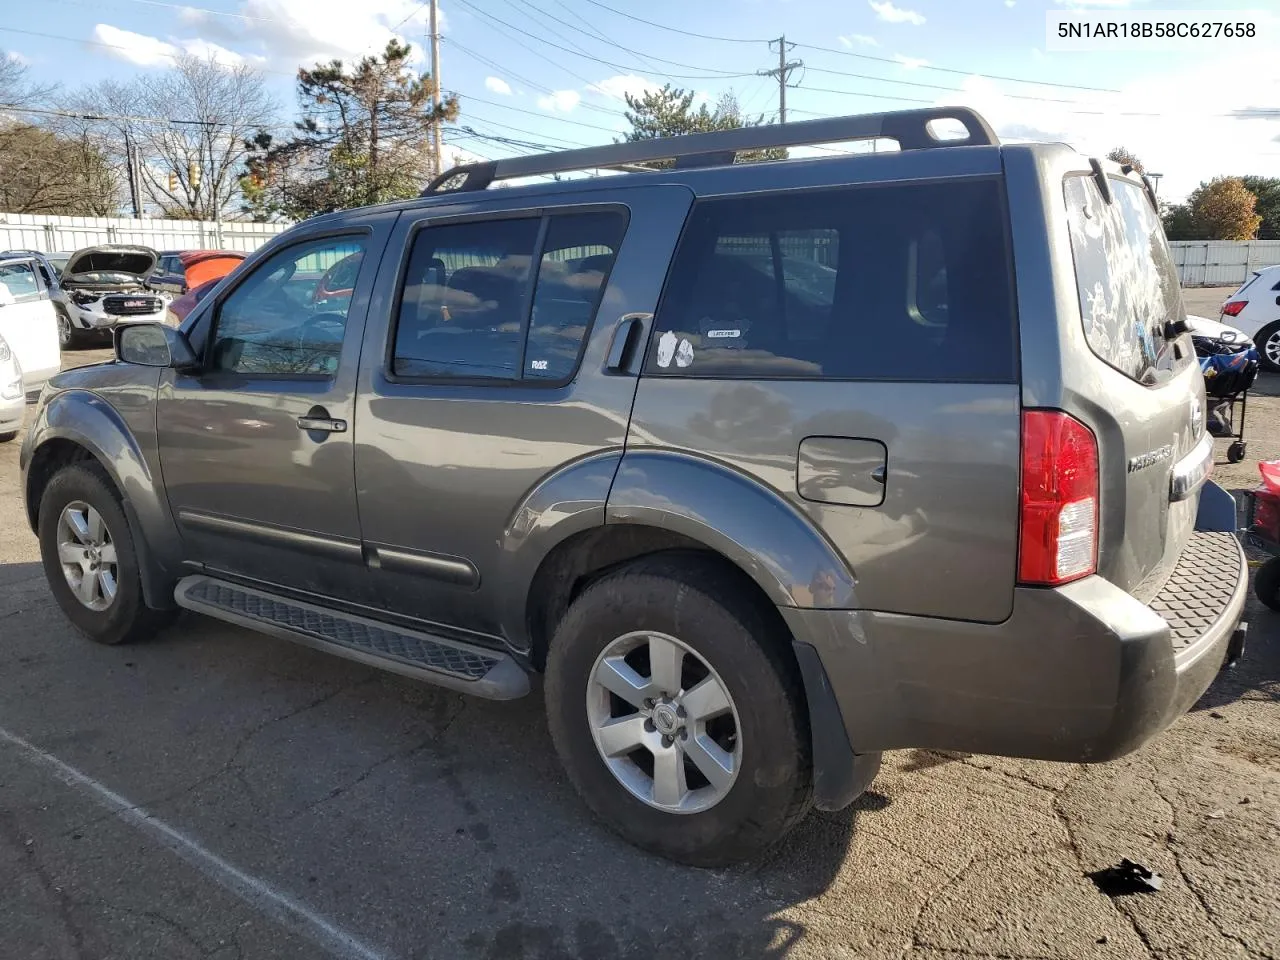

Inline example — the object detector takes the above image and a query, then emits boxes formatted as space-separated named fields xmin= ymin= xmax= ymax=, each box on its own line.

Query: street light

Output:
xmin=1148 ymin=172 xmax=1163 ymax=196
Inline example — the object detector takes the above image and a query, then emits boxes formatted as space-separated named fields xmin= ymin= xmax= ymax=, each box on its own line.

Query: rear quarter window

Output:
xmin=645 ymin=178 xmax=1017 ymax=382
xmin=1064 ymin=175 xmax=1190 ymax=385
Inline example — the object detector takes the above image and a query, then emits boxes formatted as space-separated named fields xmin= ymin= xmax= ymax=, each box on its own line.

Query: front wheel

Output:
xmin=545 ymin=555 xmax=813 ymax=866
xmin=55 ymin=307 xmax=81 ymax=350
xmin=38 ymin=463 xmax=173 ymax=645
xmin=1254 ymin=557 xmax=1280 ymax=612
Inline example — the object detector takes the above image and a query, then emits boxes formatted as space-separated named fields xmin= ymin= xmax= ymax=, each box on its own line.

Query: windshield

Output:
xmin=48 ymin=257 xmax=69 ymax=278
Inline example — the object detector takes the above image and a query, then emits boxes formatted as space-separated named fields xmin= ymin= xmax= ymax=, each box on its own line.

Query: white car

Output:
xmin=1220 ymin=264 xmax=1280 ymax=371
xmin=0 ymin=333 xmax=24 ymax=442
xmin=54 ymin=245 xmax=168 ymax=348
xmin=0 ymin=256 xmax=62 ymax=397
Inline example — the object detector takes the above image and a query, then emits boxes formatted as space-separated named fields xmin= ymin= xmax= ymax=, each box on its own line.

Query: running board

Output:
xmin=174 ymin=575 xmax=530 ymax=700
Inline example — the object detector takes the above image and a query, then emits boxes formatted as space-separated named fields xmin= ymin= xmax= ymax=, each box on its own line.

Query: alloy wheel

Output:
xmin=1266 ymin=328 xmax=1280 ymax=368
xmin=586 ymin=631 xmax=741 ymax=814
xmin=56 ymin=501 xmax=118 ymax=611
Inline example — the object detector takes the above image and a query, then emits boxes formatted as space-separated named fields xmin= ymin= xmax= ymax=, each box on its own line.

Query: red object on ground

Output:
xmin=1260 ymin=459 xmax=1280 ymax=495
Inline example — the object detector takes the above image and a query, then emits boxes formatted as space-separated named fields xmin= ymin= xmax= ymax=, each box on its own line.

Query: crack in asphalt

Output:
xmin=87 ymin=897 xmax=214 ymax=957
xmin=1050 ymin=770 xmax=1159 ymax=959
xmin=1152 ymin=779 xmax=1269 ymax=960
xmin=0 ymin=810 xmax=90 ymax=960
xmin=60 ymin=677 xmax=376 ymax=838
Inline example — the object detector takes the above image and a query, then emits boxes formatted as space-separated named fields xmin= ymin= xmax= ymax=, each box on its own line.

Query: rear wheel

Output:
xmin=0 ymin=431 xmax=16 ymax=443
xmin=38 ymin=463 xmax=174 ymax=645
xmin=545 ymin=555 xmax=813 ymax=866
xmin=1257 ymin=321 xmax=1280 ymax=373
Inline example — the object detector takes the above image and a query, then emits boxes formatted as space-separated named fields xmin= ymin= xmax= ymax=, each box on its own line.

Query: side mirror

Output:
xmin=116 ymin=322 xmax=198 ymax=370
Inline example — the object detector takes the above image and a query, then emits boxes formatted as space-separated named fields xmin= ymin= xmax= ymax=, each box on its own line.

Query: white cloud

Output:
xmin=1054 ymin=0 xmax=1139 ymax=6
xmin=1005 ymin=0 xmax=1016 ymax=6
xmin=92 ymin=24 xmax=180 ymax=66
xmin=893 ymin=53 xmax=930 ymax=69
xmin=537 ymin=89 xmax=581 ymax=113
xmin=484 ymin=75 xmax=512 ymax=96
xmin=178 ymin=0 xmax=447 ymax=70
xmin=869 ymin=1 xmax=925 ymax=25
xmin=5 ymin=50 xmax=30 ymax=66
xmin=838 ymin=33 xmax=879 ymax=47
xmin=589 ymin=74 xmax=661 ymax=101
xmin=948 ymin=50 xmax=1280 ymax=202
xmin=91 ymin=24 xmax=260 ymax=68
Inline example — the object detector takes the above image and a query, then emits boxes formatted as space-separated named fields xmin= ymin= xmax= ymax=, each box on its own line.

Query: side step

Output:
xmin=174 ymin=575 xmax=530 ymax=700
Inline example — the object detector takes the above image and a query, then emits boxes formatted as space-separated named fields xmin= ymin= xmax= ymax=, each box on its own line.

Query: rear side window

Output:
xmin=0 ymin=261 xmax=41 ymax=301
xmin=392 ymin=211 xmax=625 ymax=382
xmin=645 ymin=179 xmax=1017 ymax=382
xmin=1064 ymin=175 xmax=1190 ymax=385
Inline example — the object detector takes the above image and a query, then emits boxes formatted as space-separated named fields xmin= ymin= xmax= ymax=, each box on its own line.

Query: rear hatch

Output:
xmin=1061 ymin=170 xmax=1206 ymax=599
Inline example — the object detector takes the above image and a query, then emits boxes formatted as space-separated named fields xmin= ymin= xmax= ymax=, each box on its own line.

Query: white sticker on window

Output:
xmin=656 ymin=330 xmax=677 ymax=368
xmin=706 ymin=329 xmax=741 ymax=339
xmin=530 ymin=359 xmax=548 ymax=371
xmin=675 ymin=338 xmax=694 ymax=368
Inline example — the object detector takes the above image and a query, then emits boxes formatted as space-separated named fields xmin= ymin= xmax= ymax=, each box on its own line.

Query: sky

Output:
xmin=3 ymin=0 xmax=1280 ymax=203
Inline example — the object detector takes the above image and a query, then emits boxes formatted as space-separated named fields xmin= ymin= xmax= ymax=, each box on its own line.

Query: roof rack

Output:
xmin=423 ymin=106 xmax=998 ymax=195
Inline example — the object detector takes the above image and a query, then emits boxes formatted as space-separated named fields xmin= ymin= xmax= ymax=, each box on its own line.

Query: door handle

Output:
xmin=606 ymin=313 xmax=650 ymax=372
xmin=297 ymin=415 xmax=347 ymax=433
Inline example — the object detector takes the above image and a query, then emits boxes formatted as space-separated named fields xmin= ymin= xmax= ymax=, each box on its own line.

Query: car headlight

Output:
xmin=70 ymin=291 xmax=99 ymax=305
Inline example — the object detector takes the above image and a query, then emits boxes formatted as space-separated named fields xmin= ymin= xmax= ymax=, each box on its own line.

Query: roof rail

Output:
xmin=423 ymin=106 xmax=998 ymax=196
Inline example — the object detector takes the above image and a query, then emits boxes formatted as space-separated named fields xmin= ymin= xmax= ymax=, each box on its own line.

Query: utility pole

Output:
xmin=758 ymin=35 xmax=802 ymax=123
xmin=429 ymin=0 xmax=443 ymax=176
xmin=123 ymin=131 xmax=143 ymax=218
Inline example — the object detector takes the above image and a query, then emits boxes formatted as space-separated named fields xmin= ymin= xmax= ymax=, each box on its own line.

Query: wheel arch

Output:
xmin=24 ymin=390 xmax=180 ymax=609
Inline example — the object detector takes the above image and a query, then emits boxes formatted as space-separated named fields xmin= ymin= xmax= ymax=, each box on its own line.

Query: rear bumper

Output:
xmin=785 ymin=508 xmax=1247 ymax=766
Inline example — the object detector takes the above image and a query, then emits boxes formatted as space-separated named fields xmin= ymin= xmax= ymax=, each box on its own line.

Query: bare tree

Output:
xmin=69 ymin=56 xmax=276 ymax=220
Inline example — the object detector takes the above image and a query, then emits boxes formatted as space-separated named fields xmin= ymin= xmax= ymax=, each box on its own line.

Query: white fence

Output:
xmin=0 ymin=213 xmax=290 ymax=254
xmin=1169 ymin=240 xmax=1280 ymax=287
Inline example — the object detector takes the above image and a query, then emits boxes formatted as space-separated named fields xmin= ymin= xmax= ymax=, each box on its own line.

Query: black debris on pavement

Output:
xmin=1089 ymin=859 xmax=1164 ymax=896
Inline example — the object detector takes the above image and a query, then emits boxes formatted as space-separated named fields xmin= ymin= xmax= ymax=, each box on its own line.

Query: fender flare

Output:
xmin=25 ymin=390 xmax=180 ymax=608
xmin=605 ymin=450 xmax=857 ymax=609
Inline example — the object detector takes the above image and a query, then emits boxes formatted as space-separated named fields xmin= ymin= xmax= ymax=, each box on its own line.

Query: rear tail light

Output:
xmin=1018 ymin=410 xmax=1099 ymax=586
xmin=1222 ymin=301 xmax=1247 ymax=317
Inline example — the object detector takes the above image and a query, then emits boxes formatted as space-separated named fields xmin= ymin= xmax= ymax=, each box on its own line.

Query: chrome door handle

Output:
xmin=297 ymin=416 xmax=347 ymax=433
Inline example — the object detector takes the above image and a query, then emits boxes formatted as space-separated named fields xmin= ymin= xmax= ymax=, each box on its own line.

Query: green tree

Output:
xmin=1161 ymin=178 xmax=1262 ymax=241
xmin=621 ymin=85 xmax=785 ymax=166
xmin=242 ymin=40 xmax=456 ymax=220
xmin=1161 ymin=202 xmax=1198 ymax=240
xmin=1239 ymin=175 xmax=1280 ymax=239
xmin=1106 ymin=146 xmax=1145 ymax=173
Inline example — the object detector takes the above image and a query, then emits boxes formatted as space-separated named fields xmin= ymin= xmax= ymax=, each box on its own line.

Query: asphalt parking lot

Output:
xmin=1 ymin=291 xmax=1277 ymax=960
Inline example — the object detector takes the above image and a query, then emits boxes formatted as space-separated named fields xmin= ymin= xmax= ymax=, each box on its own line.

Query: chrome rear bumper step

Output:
xmin=174 ymin=575 xmax=530 ymax=700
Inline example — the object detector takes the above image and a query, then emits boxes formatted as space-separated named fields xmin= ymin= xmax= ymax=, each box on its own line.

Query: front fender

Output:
xmin=23 ymin=387 xmax=181 ymax=608
xmin=606 ymin=451 xmax=857 ymax=609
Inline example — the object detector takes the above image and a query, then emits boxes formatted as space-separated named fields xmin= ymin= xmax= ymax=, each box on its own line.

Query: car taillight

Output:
xmin=1222 ymin=301 xmax=1247 ymax=317
xmin=1018 ymin=410 xmax=1099 ymax=586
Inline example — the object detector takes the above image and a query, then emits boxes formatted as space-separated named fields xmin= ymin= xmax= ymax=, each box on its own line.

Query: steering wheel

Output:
xmin=296 ymin=311 xmax=347 ymax=346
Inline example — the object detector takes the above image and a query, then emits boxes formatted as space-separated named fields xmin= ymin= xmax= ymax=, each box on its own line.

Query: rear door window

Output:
xmin=645 ymin=179 xmax=1017 ymax=382
xmin=1064 ymin=175 xmax=1190 ymax=385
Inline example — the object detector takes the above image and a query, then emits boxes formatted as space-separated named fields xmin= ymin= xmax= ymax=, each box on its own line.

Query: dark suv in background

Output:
xmin=21 ymin=109 xmax=1247 ymax=865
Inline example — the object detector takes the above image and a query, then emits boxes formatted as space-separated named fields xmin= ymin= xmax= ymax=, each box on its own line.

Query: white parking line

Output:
xmin=0 ymin=725 xmax=390 ymax=960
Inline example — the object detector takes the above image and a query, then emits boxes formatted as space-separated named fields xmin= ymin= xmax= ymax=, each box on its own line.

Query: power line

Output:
xmin=575 ymin=0 xmax=1121 ymax=94
xmin=579 ymin=0 xmax=763 ymax=43
xmin=804 ymin=66 xmax=1108 ymax=106
xmin=502 ymin=0 xmax=674 ymax=76
xmin=453 ymin=0 xmax=754 ymax=81
xmin=0 ymin=25 xmax=297 ymax=77
xmin=444 ymin=37 xmax=627 ymax=119
xmin=89 ymin=0 xmax=273 ymax=20
xmin=460 ymin=94 xmax=625 ymax=133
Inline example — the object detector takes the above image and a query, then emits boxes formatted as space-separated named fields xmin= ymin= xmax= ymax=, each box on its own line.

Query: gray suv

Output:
xmin=20 ymin=109 xmax=1248 ymax=866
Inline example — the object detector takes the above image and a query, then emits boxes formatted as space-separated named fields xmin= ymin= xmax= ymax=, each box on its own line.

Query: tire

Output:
xmin=37 ymin=462 xmax=174 ymax=645
xmin=55 ymin=306 xmax=82 ymax=350
xmin=1227 ymin=441 xmax=1247 ymax=464
xmin=0 ymin=431 xmax=16 ymax=444
xmin=1256 ymin=320 xmax=1280 ymax=374
xmin=1254 ymin=557 xmax=1280 ymax=612
xmin=545 ymin=554 xmax=813 ymax=866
